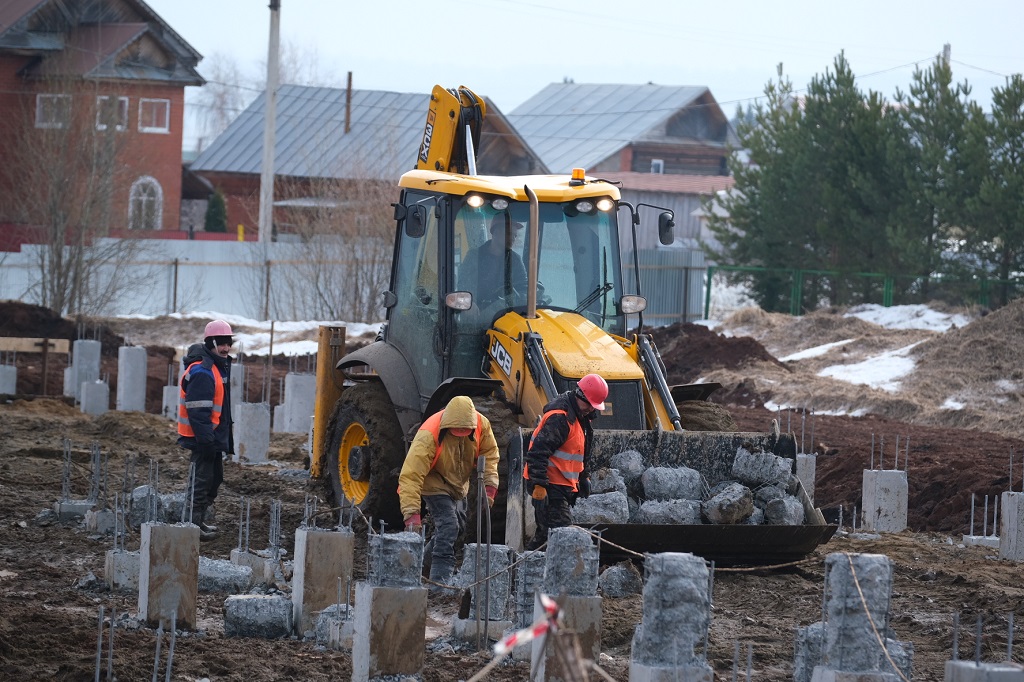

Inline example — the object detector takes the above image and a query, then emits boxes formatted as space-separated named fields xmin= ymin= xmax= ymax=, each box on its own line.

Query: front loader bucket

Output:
xmin=506 ymin=427 xmax=836 ymax=565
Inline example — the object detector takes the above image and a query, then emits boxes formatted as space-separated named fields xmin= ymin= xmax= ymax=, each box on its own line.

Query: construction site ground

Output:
xmin=2 ymin=300 xmax=1024 ymax=681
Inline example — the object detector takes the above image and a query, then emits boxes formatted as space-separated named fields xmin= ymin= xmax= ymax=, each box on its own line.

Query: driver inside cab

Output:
xmin=458 ymin=214 xmax=527 ymax=308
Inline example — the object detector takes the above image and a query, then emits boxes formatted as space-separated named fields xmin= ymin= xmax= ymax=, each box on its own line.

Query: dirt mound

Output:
xmin=0 ymin=300 xmax=125 ymax=351
xmin=648 ymin=322 xmax=788 ymax=384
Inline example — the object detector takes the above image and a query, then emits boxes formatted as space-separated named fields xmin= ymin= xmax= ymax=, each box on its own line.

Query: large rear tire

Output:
xmin=323 ymin=381 xmax=405 ymax=531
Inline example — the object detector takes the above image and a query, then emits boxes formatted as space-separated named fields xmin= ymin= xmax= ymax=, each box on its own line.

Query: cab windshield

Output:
xmin=453 ymin=200 xmax=625 ymax=334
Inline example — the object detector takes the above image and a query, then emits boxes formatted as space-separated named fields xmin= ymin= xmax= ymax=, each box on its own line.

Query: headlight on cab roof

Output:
xmin=596 ymin=197 xmax=615 ymax=212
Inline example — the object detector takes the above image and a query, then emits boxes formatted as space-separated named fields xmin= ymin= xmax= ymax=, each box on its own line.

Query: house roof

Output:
xmin=593 ymin=171 xmax=734 ymax=195
xmin=0 ymin=0 xmax=202 ymax=83
xmin=508 ymin=82 xmax=714 ymax=173
xmin=191 ymin=84 xmax=547 ymax=180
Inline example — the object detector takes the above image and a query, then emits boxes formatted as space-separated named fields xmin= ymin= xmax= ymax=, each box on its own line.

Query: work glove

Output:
xmin=578 ymin=475 xmax=591 ymax=500
xmin=404 ymin=513 xmax=421 ymax=532
xmin=531 ymin=485 xmax=547 ymax=501
xmin=485 ymin=485 xmax=497 ymax=508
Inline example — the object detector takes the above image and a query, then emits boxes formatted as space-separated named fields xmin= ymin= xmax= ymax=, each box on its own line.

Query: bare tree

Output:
xmin=0 ymin=74 xmax=151 ymax=316
xmin=189 ymin=52 xmax=252 ymax=152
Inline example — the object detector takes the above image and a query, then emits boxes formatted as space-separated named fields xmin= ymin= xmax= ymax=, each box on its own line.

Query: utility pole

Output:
xmin=258 ymin=0 xmax=281 ymax=246
xmin=942 ymin=43 xmax=951 ymax=68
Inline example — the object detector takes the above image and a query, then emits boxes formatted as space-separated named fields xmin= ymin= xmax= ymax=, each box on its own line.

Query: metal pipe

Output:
xmin=94 ymin=605 xmax=104 ymax=682
xmin=871 ymin=433 xmax=875 ymax=470
xmin=165 ymin=612 xmax=176 ymax=682
xmin=971 ymin=493 xmax=976 ymax=537
xmin=953 ymin=612 xmax=960 ymax=661
xmin=106 ymin=608 xmax=115 ymax=681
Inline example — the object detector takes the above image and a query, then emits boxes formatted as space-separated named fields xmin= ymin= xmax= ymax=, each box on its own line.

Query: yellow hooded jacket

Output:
xmin=398 ymin=396 xmax=500 ymax=519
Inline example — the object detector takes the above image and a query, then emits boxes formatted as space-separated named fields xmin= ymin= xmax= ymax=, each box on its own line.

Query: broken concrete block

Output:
xmin=85 ymin=508 xmax=116 ymax=534
xmin=754 ymin=484 xmax=787 ymax=508
xmin=636 ymin=499 xmax=702 ymax=524
xmin=590 ymin=467 xmax=627 ymax=495
xmin=641 ymin=466 xmax=702 ymax=501
xmin=599 ymin=561 xmax=643 ymax=598
xmin=224 ymin=594 xmax=293 ymax=639
xmin=159 ymin=492 xmax=187 ymax=524
xmin=702 ymin=482 xmax=753 ymax=524
xmin=315 ymin=603 xmax=351 ymax=646
xmin=793 ymin=621 xmax=826 ymax=682
xmin=744 ymin=507 xmax=766 ymax=525
xmin=199 ymin=556 xmax=253 ymax=593
xmin=610 ymin=450 xmax=646 ymax=483
xmin=104 ymin=549 xmax=139 ymax=592
xmin=572 ymin=491 xmax=630 ymax=524
xmin=765 ymin=495 xmax=805 ymax=525
xmin=127 ymin=485 xmax=163 ymax=527
xmin=731 ymin=447 xmax=792 ymax=487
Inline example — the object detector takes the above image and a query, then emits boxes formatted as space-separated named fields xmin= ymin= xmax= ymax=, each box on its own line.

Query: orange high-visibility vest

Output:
xmin=524 ymin=409 xmax=586 ymax=491
xmin=177 ymin=361 xmax=224 ymax=437
xmin=397 ymin=409 xmax=485 ymax=495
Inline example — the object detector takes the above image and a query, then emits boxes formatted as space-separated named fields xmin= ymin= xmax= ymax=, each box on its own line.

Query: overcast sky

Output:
xmin=147 ymin=0 xmax=1024 ymax=150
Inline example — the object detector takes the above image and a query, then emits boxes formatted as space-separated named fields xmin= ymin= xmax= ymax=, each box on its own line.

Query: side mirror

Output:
xmin=658 ymin=211 xmax=675 ymax=246
xmin=406 ymin=205 xmax=427 ymax=238
xmin=620 ymin=295 xmax=647 ymax=314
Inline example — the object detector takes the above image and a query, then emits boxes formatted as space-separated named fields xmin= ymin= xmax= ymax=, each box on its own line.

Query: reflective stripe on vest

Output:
xmin=524 ymin=409 xmax=586 ymax=491
xmin=177 ymin=361 xmax=224 ymax=437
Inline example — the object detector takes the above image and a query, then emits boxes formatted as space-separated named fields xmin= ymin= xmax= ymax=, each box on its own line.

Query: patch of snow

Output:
xmin=764 ymin=400 xmax=868 ymax=418
xmin=996 ymin=379 xmax=1019 ymax=392
xmin=843 ymin=304 xmax=971 ymax=332
xmin=942 ymin=398 xmax=966 ymax=410
xmin=817 ymin=342 xmax=923 ymax=392
xmin=779 ymin=339 xmax=855 ymax=362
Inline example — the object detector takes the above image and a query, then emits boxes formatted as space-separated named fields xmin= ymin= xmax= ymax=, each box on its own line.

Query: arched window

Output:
xmin=128 ymin=176 xmax=163 ymax=230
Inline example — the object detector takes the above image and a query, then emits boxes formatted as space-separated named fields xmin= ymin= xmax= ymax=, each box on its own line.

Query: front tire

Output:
xmin=323 ymin=381 xmax=405 ymax=530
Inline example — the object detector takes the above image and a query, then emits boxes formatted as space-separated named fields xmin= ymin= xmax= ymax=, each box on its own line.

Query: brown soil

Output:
xmin=2 ymin=301 xmax=1024 ymax=680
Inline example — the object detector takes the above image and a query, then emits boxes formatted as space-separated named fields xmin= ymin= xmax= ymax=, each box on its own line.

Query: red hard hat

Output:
xmin=204 ymin=319 xmax=233 ymax=337
xmin=576 ymin=373 xmax=608 ymax=410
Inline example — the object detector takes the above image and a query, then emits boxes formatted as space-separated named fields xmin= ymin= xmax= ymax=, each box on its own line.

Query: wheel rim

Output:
xmin=338 ymin=423 xmax=370 ymax=504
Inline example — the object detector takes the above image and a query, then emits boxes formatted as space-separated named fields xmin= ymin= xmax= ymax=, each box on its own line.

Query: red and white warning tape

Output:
xmin=493 ymin=593 xmax=560 ymax=656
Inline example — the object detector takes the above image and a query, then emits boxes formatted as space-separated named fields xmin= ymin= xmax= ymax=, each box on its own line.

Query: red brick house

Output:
xmin=0 ymin=0 xmax=203 ymax=244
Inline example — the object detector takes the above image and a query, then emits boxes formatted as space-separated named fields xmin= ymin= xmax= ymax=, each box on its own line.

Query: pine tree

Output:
xmin=204 ymin=191 xmax=227 ymax=233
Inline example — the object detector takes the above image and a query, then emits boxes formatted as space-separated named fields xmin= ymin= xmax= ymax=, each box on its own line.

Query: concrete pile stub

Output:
xmin=944 ymin=660 xmax=1024 ymax=682
xmin=69 ymin=339 xmax=101 ymax=400
xmin=283 ymin=372 xmax=316 ymax=434
xmin=115 ymin=345 xmax=147 ymax=411
xmin=542 ymin=526 xmax=599 ymax=596
xmin=224 ymin=594 xmax=293 ymax=639
xmin=352 ymin=531 xmax=427 ymax=682
xmin=861 ymin=470 xmax=909 ymax=533
xmin=799 ymin=552 xmax=914 ymax=682
xmin=85 ymin=508 xmax=116 ymax=534
xmin=629 ymin=552 xmax=713 ymax=682
xmin=229 ymin=363 xmax=244 ymax=419
xmin=797 ymin=453 xmax=817 ymax=502
xmin=1000 ymin=492 xmax=1024 ymax=561
xmin=514 ymin=550 xmax=546 ymax=629
xmin=233 ymin=402 xmax=271 ymax=464
xmin=80 ymin=380 xmax=109 ymax=416
xmin=452 ymin=543 xmax=513 ymax=642
xmin=0 ymin=364 xmax=15 ymax=394
xmin=161 ymin=385 xmax=178 ymax=421
xmin=533 ymin=527 xmax=602 ymax=680
xmin=138 ymin=522 xmax=199 ymax=629
xmin=230 ymin=548 xmax=277 ymax=585
xmin=104 ymin=549 xmax=140 ymax=592
xmin=292 ymin=526 xmax=355 ymax=636
xmin=315 ymin=603 xmax=352 ymax=648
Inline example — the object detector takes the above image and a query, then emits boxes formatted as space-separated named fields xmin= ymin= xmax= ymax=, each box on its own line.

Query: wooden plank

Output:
xmin=0 ymin=337 xmax=71 ymax=354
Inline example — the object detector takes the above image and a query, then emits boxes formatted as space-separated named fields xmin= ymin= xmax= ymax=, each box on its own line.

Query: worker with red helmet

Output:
xmin=177 ymin=319 xmax=235 ymax=539
xmin=523 ymin=373 xmax=608 ymax=550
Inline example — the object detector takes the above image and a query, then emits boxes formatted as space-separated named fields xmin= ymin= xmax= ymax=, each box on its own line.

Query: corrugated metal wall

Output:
xmin=623 ymin=247 xmax=707 ymax=327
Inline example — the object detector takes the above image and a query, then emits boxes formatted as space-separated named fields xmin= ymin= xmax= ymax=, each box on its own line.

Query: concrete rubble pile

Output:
xmin=572 ymin=445 xmax=806 ymax=526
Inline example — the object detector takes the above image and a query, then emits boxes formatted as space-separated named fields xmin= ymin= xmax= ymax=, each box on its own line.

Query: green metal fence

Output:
xmin=704 ymin=265 xmax=1024 ymax=318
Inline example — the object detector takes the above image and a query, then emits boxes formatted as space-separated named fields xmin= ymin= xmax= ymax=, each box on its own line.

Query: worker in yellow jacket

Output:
xmin=398 ymin=395 xmax=499 ymax=585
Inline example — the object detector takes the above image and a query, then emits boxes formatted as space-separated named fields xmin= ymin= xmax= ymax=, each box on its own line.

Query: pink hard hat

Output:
xmin=204 ymin=319 xmax=233 ymax=338
xmin=576 ymin=373 xmax=608 ymax=410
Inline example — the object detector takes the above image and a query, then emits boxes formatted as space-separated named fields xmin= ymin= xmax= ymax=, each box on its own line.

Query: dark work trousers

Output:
xmin=527 ymin=484 xmax=573 ymax=550
xmin=423 ymin=494 xmax=460 ymax=582
xmin=189 ymin=449 xmax=224 ymax=517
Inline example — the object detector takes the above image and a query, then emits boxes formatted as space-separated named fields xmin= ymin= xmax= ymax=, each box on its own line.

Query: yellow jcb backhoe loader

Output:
xmin=309 ymin=85 xmax=835 ymax=562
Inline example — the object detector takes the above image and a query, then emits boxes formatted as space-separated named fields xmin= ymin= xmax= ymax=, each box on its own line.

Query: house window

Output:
xmin=35 ymin=94 xmax=72 ymax=129
xmin=129 ymin=176 xmax=163 ymax=230
xmin=651 ymin=159 xmax=665 ymax=174
xmin=139 ymin=98 xmax=170 ymax=133
xmin=96 ymin=96 xmax=129 ymax=131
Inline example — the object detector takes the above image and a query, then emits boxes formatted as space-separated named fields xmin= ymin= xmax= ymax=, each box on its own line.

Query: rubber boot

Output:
xmin=192 ymin=505 xmax=216 ymax=540
xmin=203 ymin=504 xmax=218 ymax=532
xmin=428 ymin=556 xmax=455 ymax=591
